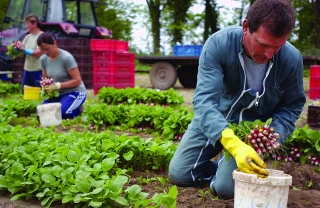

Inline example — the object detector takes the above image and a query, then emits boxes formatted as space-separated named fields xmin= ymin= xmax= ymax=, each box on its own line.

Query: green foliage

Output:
xmin=0 ymin=98 xmax=39 ymax=117
xmin=0 ymin=124 xmax=178 ymax=207
xmin=0 ymin=0 xmax=10 ymax=29
xmin=0 ymin=81 xmax=21 ymax=97
xmin=84 ymin=103 xmax=193 ymax=140
xmin=97 ymin=87 xmax=184 ymax=106
xmin=95 ymin=0 xmax=136 ymax=41
xmin=6 ymin=44 xmax=24 ymax=59
xmin=40 ymin=89 xmax=59 ymax=100
xmin=285 ymin=125 xmax=320 ymax=159
xmin=135 ymin=60 xmax=151 ymax=71
xmin=291 ymin=0 xmax=320 ymax=56
xmin=166 ymin=0 xmax=195 ymax=45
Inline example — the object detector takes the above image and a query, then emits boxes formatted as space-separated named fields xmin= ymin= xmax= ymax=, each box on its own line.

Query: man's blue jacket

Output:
xmin=191 ymin=26 xmax=306 ymax=145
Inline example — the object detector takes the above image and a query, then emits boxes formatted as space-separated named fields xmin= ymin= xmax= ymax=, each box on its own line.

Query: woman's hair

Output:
xmin=37 ymin=32 xmax=56 ymax=46
xmin=245 ymin=0 xmax=295 ymax=37
xmin=25 ymin=14 xmax=41 ymax=29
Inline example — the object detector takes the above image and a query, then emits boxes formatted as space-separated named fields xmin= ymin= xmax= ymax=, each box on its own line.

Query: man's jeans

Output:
xmin=168 ymin=125 xmax=238 ymax=199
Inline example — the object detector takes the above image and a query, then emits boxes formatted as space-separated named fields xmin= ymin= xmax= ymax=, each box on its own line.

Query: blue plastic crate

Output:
xmin=173 ymin=45 xmax=203 ymax=56
xmin=0 ymin=73 xmax=13 ymax=81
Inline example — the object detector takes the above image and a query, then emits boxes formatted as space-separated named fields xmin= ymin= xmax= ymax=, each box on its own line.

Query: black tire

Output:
xmin=149 ymin=62 xmax=177 ymax=90
xmin=177 ymin=65 xmax=198 ymax=88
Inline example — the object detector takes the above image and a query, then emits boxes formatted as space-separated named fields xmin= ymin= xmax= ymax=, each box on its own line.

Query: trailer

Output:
xmin=135 ymin=56 xmax=199 ymax=90
xmin=136 ymin=55 xmax=320 ymax=90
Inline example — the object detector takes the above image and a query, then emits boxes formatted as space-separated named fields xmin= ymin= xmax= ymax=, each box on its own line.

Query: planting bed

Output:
xmin=0 ymin=74 xmax=319 ymax=207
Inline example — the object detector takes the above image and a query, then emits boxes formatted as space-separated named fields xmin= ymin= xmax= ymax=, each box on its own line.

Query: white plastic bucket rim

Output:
xmin=233 ymin=169 xmax=292 ymax=208
xmin=233 ymin=169 xmax=292 ymax=186
xmin=37 ymin=103 xmax=61 ymax=112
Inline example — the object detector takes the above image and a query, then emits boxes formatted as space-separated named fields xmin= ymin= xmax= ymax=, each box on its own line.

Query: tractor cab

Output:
xmin=1 ymin=0 xmax=111 ymax=49
xmin=0 ymin=0 xmax=111 ymax=71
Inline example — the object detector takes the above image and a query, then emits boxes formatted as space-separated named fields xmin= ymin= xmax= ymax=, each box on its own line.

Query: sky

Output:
xmin=130 ymin=0 xmax=241 ymax=54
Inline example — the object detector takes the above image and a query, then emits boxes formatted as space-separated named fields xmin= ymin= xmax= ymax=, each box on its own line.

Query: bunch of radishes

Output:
xmin=12 ymin=41 xmax=24 ymax=50
xmin=245 ymin=124 xmax=281 ymax=155
xmin=40 ymin=77 xmax=54 ymax=87
xmin=307 ymin=155 xmax=320 ymax=166
xmin=276 ymin=147 xmax=301 ymax=162
xmin=6 ymin=41 xmax=24 ymax=59
xmin=39 ymin=77 xmax=60 ymax=99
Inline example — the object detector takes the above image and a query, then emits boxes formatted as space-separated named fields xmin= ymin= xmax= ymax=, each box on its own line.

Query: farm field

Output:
xmin=0 ymin=74 xmax=319 ymax=208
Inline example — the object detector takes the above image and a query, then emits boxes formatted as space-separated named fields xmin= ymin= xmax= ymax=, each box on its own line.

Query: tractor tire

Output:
xmin=149 ymin=62 xmax=177 ymax=90
xmin=177 ymin=66 xmax=198 ymax=88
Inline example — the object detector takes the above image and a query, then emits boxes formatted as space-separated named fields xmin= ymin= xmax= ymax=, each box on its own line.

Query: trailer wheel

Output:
xmin=150 ymin=62 xmax=177 ymax=90
xmin=178 ymin=66 xmax=198 ymax=88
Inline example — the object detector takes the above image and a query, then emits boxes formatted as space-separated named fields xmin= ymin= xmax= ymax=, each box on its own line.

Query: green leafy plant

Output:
xmin=0 ymin=81 xmax=21 ymax=97
xmin=97 ymin=87 xmax=184 ymax=106
xmin=6 ymin=41 xmax=24 ymax=59
xmin=40 ymin=77 xmax=60 ymax=100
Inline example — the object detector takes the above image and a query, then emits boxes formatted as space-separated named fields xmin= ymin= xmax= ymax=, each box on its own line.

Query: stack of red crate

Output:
xmin=309 ymin=65 xmax=320 ymax=99
xmin=90 ymin=39 xmax=135 ymax=95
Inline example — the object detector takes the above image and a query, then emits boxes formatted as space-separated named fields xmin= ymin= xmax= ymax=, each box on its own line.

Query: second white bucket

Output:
xmin=37 ymin=103 xmax=62 ymax=127
xmin=233 ymin=169 xmax=292 ymax=208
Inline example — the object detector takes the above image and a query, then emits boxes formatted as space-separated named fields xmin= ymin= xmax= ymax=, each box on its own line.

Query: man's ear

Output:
xmin=242 ymin=19 xmax=249 ymax=33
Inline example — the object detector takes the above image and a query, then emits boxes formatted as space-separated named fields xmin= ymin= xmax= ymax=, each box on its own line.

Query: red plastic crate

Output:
xmin=93 ymin=73 xmax=134 ymax=85
xmin=93 ymin=62 xmax=134 ymax=74
xmin=310 ymin=65 xmax=320 ymax=77
xmin=90 ymin=39 xmax=129 ymax=51
xmin=93 ymin=83 xmax=135 ymax=95
xmin=93 ymin=51 xmax=135 ymax=63
xmin=309 ymin=88 xmax=320 ymax=100
xmin=310 ymin=77 xmax=320 ymax=88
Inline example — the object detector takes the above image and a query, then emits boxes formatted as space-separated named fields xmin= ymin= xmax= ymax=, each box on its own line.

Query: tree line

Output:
xmin=0 ymin=0 xmax=319 ymax=56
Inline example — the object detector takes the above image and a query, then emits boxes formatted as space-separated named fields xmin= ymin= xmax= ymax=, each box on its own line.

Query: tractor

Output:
xmin=0 ymin=0 xmax=111 ymax=73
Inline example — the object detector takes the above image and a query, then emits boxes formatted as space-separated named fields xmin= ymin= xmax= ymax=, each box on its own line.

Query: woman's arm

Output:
xmin=59 ymin=67 xmax=82 ymax=89
xmin=42 ymin=69 xmax=47 ymax=78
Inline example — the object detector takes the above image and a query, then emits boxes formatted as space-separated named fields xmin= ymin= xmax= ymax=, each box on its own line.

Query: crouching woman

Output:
xmin=37 ymin=32 xmax=86 ymax=119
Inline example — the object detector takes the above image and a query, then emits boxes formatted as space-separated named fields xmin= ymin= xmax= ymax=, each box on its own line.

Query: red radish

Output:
xmin=295 ymin=152 xmax=301 ymax=158
xmin=276 ymin=155 xmax=282 ymax=161
xmin=245 ymin=123 xmax=282 ymax=156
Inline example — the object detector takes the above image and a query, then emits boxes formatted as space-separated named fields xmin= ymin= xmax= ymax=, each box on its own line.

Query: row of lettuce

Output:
xmin=1 ymin=82 xmax=320 ymax=165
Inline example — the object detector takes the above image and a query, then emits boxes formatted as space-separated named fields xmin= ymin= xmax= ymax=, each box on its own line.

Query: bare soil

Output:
xmin=1 ymin=74 xmax=319 ymax=207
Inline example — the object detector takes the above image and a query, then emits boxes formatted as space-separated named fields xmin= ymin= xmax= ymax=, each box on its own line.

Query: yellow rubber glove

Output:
xmin=44 ymin=82 xmax=61 ymax=92
xmin=220 ymin=128 xmax=269 ymax=178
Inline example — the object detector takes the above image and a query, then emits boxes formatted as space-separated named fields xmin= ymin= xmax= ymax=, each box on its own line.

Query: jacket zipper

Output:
xmin=225 ymin=53 xmax=249 ymax=120
xmin=254 ymin=62 xmax=273 ymax=106
xmin=225 ymin=52 xmax=274 ymax=121
xmin=239 ymin=92 xmax=259 ymax=122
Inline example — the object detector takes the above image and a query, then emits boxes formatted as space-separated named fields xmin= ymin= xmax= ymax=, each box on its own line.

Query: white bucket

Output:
xmin=37 ymin=103 xmax=62 ymax=127
xmin=233 ymin=169 xmax=292 ymax=208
